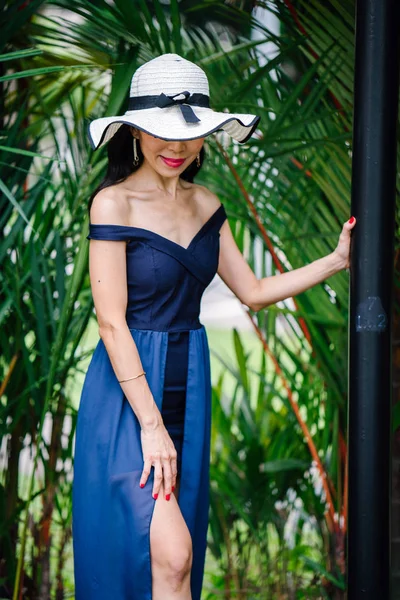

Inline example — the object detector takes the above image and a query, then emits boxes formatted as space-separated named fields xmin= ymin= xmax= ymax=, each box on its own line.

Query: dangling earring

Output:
xmin=196 ymin=152 xmax=201 ymax=167
xmin=133 ymin=137 xmax=139 ymax=166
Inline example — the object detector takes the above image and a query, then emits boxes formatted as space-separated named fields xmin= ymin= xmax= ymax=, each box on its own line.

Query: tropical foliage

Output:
xmin=2 ymin=0 xmax=397 ymax=598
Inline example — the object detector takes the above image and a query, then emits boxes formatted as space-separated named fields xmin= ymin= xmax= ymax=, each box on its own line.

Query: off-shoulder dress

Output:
xmin=72 ymin=203 xmax=227 ymax=599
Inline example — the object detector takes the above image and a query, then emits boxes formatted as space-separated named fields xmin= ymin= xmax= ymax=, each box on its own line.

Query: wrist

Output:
xmin=327 ymin=251 xmax=346 ymax=275
xmin=139 ymin=403 xmax=162 ymax=432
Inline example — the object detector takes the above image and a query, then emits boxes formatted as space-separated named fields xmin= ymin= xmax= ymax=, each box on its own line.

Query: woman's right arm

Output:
xmin=88 ymin=192 xmax=177 ymax=499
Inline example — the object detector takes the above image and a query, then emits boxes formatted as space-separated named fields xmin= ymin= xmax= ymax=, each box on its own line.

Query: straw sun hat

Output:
xmin=87 ymin=53 xmax=261 ymax=150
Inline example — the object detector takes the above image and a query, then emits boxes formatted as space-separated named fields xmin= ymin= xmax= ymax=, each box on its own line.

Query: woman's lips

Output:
xmin=160 ymin=156 xmax=186 ymax=168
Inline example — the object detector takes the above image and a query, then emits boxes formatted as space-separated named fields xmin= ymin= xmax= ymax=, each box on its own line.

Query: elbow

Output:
xmin=246 ymin=300 xmax=262 ymax=313
xmin=245 ymin=281 xmax=263 ymax=313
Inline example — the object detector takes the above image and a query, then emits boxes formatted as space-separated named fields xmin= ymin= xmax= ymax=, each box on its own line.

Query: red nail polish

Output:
xmin=348 ymin=216 xmax=355 ymax=224
xmin=172 ymin=486 xmax=175 ymax=492
xmin=140 ymin=483 xmax=144 ymax=488
xmin=153 ymin=493 xmax=158 ymax=500
xmin=166 ymin=494 xmax=171 ymax=501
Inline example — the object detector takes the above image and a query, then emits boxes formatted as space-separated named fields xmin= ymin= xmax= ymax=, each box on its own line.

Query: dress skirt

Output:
xmin=72 ymin=325 xmax=211 ymax=600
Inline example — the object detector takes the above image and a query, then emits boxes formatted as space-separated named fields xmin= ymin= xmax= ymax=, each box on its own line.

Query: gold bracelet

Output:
xmin=118 ymin=371 xmax=146 ymax=383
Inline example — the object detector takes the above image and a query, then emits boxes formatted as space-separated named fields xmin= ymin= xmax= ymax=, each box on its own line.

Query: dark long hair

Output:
xmin=88 ymin=124 xmax=206 ymax=214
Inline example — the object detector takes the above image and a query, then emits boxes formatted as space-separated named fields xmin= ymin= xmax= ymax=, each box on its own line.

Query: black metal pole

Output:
xmin=348 ymin=0 xmax=400 ymax=597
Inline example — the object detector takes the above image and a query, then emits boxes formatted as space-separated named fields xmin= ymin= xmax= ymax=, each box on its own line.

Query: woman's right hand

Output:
xmin=140 ymin=420 xmax=178 ymax=500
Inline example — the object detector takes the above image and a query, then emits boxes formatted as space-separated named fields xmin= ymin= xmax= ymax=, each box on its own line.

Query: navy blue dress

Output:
xmin=72 ymin=203 xmax=227 ymax=599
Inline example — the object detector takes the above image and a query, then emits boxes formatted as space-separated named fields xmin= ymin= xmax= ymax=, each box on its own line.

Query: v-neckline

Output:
xmin=90 ymin=203 xmax=224 ymax=252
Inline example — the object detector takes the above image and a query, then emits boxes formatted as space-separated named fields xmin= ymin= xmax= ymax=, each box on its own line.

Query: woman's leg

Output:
xmin=152 ymin=331 xmax=191 ymax=597
xmin=150 ymin=476 xmax=193 ymax=600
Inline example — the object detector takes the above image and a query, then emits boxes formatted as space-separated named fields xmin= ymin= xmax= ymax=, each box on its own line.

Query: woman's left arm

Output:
xmin=217 ymin=214 xmax=356 ymax=313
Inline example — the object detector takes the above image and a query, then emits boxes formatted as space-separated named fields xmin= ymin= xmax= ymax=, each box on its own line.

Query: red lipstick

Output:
xmin=160 ymin=156 xmax=186 ymax=168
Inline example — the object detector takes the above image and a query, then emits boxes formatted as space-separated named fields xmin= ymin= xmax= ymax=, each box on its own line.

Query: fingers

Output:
xmin=170 ymin=453 xmax=178 ymax=493
xmin=139 ymin=429 xmax=178 ymax=500
xmin=140 ymin=458 xmax=152 ymax=488
xmin=161 ymin=455 xmax=173 ymax=500
xmin=142 ymin=453 xmax=175 ymax=501
xmin=152 ymin=455 xmax=163 ymax=499
xmin=344 ymin=216 xmax=356 ymax=231
xmin=167 ymin=444 xmax=178 ymax=497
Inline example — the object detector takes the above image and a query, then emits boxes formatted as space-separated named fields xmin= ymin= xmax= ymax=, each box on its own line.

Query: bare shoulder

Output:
xmin=191 ymin=182 xmax=222 ymax=215
xmin=90 ymin=186 xmax=129 ymax=225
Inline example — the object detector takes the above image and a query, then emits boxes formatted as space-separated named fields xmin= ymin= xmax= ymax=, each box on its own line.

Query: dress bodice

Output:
xmin=87 ymin=203 xmax=227 ymax=331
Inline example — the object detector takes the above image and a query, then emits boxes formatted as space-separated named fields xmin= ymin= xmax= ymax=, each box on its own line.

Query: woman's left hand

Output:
xmin=332 ymin=216 xmax=357 ymax=270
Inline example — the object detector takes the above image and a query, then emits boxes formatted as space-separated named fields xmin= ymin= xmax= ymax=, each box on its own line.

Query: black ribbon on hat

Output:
xmin=128 ymin=91 xmax=210 ymax=123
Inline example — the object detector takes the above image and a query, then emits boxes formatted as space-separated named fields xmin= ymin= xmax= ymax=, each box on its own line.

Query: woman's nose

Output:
xmin=168 ymin=141 xmax=186 ymax=151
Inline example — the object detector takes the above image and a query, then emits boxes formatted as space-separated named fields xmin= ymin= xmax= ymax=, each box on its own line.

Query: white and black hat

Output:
xmin=87 ymin=53 xmax=261 ymax=150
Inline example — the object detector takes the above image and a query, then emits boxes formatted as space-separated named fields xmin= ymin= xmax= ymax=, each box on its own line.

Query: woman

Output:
xmin=72 ymin=53 xmax=355 ymax=600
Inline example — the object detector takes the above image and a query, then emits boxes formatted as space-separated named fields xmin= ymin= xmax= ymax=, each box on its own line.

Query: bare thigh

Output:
xmin=149 ymin=476 xmax=193 ymax=583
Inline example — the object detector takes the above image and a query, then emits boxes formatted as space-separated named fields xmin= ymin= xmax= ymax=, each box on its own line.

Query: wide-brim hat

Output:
xmin=87 ymin=53 xmax=261 ymax=150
